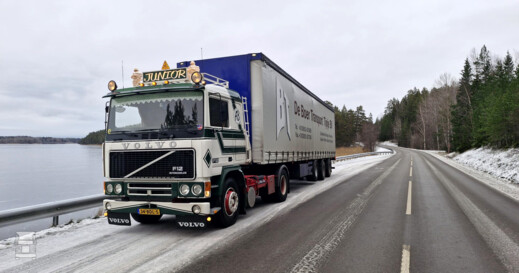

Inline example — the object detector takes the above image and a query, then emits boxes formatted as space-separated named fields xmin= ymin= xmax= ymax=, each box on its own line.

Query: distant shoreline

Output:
xmin=0 ymin=136 xmax=80 ymax=144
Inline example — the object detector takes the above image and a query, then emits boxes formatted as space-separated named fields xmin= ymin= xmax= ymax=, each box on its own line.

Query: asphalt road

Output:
xmin=178 ymin=147 xmax=519 ymax=273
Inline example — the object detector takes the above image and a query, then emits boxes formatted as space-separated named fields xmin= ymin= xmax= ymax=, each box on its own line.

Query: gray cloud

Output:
xmin=1 ymin=0 xmax=518 ymax=137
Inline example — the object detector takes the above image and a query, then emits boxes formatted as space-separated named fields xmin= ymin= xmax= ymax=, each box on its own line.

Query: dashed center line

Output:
xmin=400 ymin=244 xmax=411 ymax=273
xmin=409 ymin=167 xmax=413 ymax=177
xmin=406 ymin=181 xmax=412 ymax=215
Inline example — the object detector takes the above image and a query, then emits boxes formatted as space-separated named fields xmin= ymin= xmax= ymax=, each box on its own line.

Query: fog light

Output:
xmin=115 ymin=183 xmax=122 ymax=194
xmin=192 ymin=205 xmax=201 ymax=214
xmin=192 ymin=184 xmax=202 ymax=196
xmin=207 ymin=217 xmax=211 ymax=222
xmin=180 ymin=184 xmax=190 ymax=196
xmin=105 ymin=202 xmax=112 ymax=210
xmin=191 ymin=72 xmax=202 ymax=84
xmin=106 ymin=184 xmax=113 ymax=194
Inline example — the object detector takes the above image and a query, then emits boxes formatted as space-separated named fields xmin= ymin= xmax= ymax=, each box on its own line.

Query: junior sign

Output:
xmin=143 ymin=68 xmax=187 ymax=83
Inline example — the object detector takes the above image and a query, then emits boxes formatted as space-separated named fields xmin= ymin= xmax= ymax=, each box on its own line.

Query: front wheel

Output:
xmin=131 ymin=213 xmax=162 ymax=224
xmin=216 ymin=178 xmax=240 ymax=228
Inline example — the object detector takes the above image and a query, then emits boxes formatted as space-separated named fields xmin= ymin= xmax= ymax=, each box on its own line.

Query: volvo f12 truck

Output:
xmin=103 ymin=53 xmax=335 ymax=228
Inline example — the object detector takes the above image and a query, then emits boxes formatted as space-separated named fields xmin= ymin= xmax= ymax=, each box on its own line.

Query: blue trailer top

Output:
xmin=177 ymin=53 xmax=333 ymax=112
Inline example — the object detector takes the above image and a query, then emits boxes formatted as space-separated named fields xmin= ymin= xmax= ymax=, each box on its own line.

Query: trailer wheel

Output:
xmin=307 ymin=160 xmax=318 ymax=181
xmin=216 ymin=177 xmax=240 ymax=227
xmin=325 ymin=159 xmax=332 ymax=177
xmin=272 ymin=168 xmax=289 ymax=202
xmin=317 ymin=159 xmax=325 ymax=180
xmin=131 ymin=213 xmax=162 ymax=224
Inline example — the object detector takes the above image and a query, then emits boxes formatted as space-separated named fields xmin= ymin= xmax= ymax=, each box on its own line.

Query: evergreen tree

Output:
xmin=451 ymin=58 xmax=473 ymax=152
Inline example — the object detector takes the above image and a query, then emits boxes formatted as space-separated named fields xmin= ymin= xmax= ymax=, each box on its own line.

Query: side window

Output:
xmin=209 ymin=97 xmax=229 ymax=127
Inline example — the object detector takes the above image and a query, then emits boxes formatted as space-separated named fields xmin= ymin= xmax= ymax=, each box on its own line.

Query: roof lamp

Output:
xmin=108 ymin=80 xmax=117 ymax=91
xmin=191 ymin=72 xmax=202 ymax=84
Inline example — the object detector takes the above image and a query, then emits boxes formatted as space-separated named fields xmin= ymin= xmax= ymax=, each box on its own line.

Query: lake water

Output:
xmin=0 ymin=144 xmax=104 ymax=240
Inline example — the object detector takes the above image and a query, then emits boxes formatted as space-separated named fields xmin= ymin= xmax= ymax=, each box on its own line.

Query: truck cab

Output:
xmin=103 ymin=68 xmax=256 ymax=227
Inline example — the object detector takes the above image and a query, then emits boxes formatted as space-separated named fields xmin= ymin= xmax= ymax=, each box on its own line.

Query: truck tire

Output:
xmin=131 ymin=213 xmax=162 ymax=224
xmin=324 ymin=159 xmax=332 ymax=177
xmin=317 ymin=159 xmax=325 ymax=180
xmin=272 ymin=167 xmax=289 ymax=202
xmin=307 ymin=160 xmax=318 ymax=181
xmin=216 ymin=177 xmax=240 ymax=227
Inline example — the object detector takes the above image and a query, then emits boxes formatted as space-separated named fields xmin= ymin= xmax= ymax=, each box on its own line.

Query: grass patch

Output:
xmin=335 ymin=146 xmax=365 ymax=157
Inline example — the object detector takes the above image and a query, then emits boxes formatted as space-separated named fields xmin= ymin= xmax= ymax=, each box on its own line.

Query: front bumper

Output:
xmin=103 ymin=199 xmax=217 ymax=216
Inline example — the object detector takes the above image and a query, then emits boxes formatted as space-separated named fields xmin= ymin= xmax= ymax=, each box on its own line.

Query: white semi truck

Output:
xmin=103 ymin=53 xmax=335 ymax=227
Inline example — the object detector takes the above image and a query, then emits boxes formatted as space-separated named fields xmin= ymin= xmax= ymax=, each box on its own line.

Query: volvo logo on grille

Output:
xmin=121 ymin=141 xmax=177 ymax=150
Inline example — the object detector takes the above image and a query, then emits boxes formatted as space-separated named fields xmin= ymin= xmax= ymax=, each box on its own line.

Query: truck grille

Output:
xmin=127 ymin=183 xmax=172 ymax=196
xmin=110 ymin=150 xmax=195 ymax=179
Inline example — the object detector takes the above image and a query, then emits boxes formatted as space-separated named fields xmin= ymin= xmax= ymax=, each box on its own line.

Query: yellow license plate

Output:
xmin=138 ymin=208 xmax=160 ymax=215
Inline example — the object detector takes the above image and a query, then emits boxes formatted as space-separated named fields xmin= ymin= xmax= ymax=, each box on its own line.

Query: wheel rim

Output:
xmin=224 ymin=188 xmax=239 ymax=216
xmin=280 ymin=175 xmax=287 ymax=195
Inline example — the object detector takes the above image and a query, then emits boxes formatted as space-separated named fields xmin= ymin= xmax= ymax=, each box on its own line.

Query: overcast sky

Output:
xmin=1 ymin=0 xmax=518 ymax=137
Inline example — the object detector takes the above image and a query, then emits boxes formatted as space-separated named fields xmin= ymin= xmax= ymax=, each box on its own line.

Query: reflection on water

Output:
xmin=0 ymin=144 xmax=104 ymax=240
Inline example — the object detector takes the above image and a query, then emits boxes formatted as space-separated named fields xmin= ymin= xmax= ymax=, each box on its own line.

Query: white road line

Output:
xmin=409 ymin=167 xmax=413 ymax=177
xmin=406 ymin=181 xmax=412 ymax=215
xmin=400 ymin=244 xmax=411 ymax=273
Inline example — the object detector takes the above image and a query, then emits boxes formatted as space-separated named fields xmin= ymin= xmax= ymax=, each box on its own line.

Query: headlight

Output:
xmin=106 ymin=184 xmax=113 ymax=194
xmin=105 ymin=202 xmax=112 ymax=210
xmin=192 ymin=184 xmax=202 ymax=196
xmin=115 ymin=183 xmax=122 ymax=194
xmin=180 ymin=184 xmax=190 ymax=196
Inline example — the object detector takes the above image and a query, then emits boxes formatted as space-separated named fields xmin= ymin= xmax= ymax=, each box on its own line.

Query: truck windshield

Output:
xmin=106 ymin=91 xmax=204 ymax=140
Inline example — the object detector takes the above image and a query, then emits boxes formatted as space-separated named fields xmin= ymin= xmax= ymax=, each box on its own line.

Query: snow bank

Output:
xmin=454 ymin=147 xmax=519 ymax=184
xmin=379 ymin=141 xmax=397 ymax=147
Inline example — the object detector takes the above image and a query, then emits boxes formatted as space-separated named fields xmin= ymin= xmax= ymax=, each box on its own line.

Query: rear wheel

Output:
xmin=324 ymin=159 xmax=332 ymax=177
xmin=307 ymin=160 xmax=318 ymax=181
xmin=317 ymin=159 xmax=325 ymax=181
xmin=272 ymin=167 xmax=289 ymax=202
xmin=131 ymin=213 xmax=162 ymax=224
xmin=216 ymin=177 xmax=240 ymax=228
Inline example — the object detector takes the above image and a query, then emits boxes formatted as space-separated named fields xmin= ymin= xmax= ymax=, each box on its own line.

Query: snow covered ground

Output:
xmin=425 ymin=149 xmax=519 ymax=202
xmin=453 ymin=147 xmax=519 ymax=184
xmin=0 ymin=153 xmax=393 ymax=273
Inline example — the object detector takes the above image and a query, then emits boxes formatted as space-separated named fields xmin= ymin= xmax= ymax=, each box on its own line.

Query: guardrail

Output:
xmin=0 ymin=195 xmax=107 ymax=228
xmin=334 ymin=147 xmax=394 ymax=162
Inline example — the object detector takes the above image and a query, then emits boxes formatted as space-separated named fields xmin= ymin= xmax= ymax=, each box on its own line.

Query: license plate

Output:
xmin=138 ymin=208 xmax=160 ymax=215
xmin=107 ymin=212 xmax=131 ymax=226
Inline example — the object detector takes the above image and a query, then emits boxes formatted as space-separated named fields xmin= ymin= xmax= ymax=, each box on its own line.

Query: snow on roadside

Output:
xmin=425 ymin=150 xmax=519 ymax=201
xmin=379 ymin=141 xmax=397 ymax=147
xmin=454 ymin=147 xmax=519 ymax=184
xmin=0 ymin=218 xmax=103 ymax=250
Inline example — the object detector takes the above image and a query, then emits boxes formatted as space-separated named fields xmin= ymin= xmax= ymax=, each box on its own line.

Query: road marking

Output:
xmin=400 ymin=244 xmax=411 ymax=273
xmin=409 ymin=167 xmax=412 ymax=177
xmin=406 ymin=181 xmax=412 ymax=215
